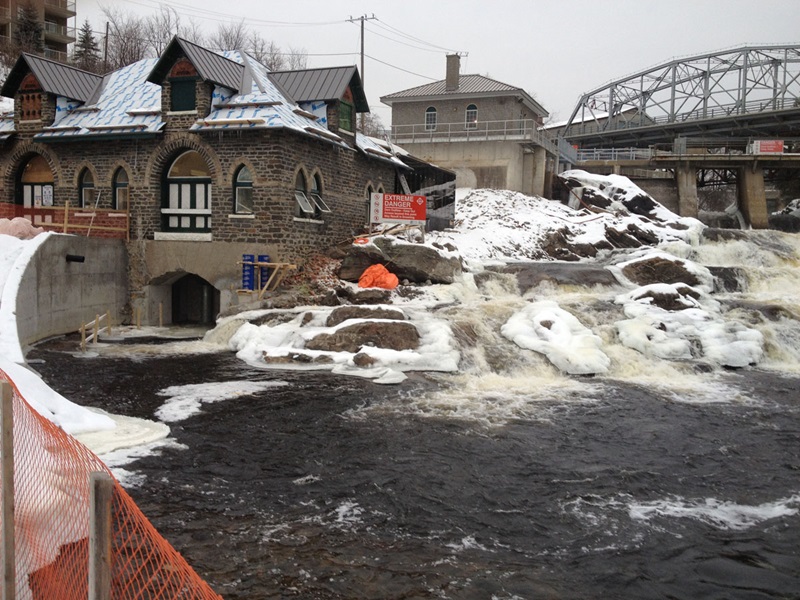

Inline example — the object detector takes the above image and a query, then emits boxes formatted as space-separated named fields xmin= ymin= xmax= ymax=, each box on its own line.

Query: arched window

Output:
xmin=163 ymin=150 xmax=212 ymax=232
xmin=309 ymin=173 xmax=330 ymax=216
xmin=294 ymin=170 xmax=329 ymax=219
xmin=234 ymin=165 xmax=253 ymax=214
xmin=425 ymin=106 xmax=437 ymax=131
xmin=113 ymin=168 xmax=129 ymax=211
xmin=79 ymin=168 xmax=96 ymax=208
xmin=17 ymin=155 xmax=53 ymax=209
xmin=465 ymin=104 xmax=478 ymax=129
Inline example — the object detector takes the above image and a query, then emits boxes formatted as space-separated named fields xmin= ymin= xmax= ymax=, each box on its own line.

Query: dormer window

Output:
xmin=169 ymin=58 xmax=198 ymax=112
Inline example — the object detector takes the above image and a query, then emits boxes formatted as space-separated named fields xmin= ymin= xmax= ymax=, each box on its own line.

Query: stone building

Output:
xmin=381 ymin=54 xmax=561 ymax=197
xmin=0 ymin=36 xmax=420 ymax=323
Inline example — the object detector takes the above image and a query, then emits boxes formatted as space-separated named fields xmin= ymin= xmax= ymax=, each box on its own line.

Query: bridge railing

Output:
xmin=567 ymin=97 xmax=799 ymax=136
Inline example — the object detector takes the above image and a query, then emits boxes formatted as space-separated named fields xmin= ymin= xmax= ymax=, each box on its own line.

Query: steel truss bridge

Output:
xmin=561 ymin=45 xmax=800 ymax=148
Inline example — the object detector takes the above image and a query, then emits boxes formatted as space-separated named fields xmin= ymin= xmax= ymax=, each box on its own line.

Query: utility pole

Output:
xmin=347 ymin=14 xmax=376 ymax=133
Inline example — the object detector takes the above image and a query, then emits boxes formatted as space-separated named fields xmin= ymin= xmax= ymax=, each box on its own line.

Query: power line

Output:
xmin=365 ymin=54 xmax=438 ymax=81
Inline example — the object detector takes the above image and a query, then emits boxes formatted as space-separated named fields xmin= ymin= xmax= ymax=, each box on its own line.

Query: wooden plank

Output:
xmin=89 ymin=472 xmax=113 ymax=600
xmin=1 ymin=381 xmax=15 ymax=600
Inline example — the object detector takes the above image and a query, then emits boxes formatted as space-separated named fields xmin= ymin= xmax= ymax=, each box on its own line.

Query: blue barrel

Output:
xmin=242 ymin=254 xmax=255 ymax=290
xmin=258 ymin=254 xmax=271 ymax=288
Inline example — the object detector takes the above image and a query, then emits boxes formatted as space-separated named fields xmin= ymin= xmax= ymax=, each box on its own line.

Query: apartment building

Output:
xmin=0 ymin=0 xmax=76 ymax=63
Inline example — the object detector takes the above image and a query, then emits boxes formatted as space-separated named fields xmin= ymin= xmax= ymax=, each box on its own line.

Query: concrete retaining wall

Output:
xmin=15 ymin=235 xmax=128 ymax=349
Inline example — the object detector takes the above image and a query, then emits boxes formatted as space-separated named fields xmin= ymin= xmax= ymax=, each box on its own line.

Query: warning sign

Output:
xmin=751 ymin=140 xmax=784 ymax=154
xmin=370 ymin=193 xmax=427 ymax=226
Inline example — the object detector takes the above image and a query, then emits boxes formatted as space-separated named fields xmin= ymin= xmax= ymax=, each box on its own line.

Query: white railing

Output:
xmin=389 ymin=118 xmax=579 ymax=162
xmin=576 ymin=147 xmax=656 ymax=162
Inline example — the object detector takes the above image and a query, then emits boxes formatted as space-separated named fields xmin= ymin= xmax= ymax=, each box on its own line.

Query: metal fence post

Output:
xmin=89 ymin=472 xmax=113 ymax=600
xmin=1 ymin=381 xmax=15 ymax=600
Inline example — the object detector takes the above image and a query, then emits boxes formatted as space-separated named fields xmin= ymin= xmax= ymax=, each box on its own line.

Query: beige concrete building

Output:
xmin=381 ymin=55 xmax=560 ymax=197
xmin=0 ymin=0 xmax=76 ymax=63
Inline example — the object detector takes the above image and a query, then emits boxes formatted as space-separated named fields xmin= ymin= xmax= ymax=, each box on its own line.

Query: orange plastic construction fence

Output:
xmin=0 ymin=368 xmax=222 ymax=600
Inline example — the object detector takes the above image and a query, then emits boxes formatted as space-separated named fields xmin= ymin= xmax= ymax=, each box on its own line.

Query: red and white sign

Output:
xmin=751 ymin=140 xmax=784 ymax=154
xmin=370 ymin=193 xmax=427 ymax=226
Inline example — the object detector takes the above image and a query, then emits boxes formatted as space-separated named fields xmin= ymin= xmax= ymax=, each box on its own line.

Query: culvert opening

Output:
xmin=171 ymin=273 xmax=220 ymax=325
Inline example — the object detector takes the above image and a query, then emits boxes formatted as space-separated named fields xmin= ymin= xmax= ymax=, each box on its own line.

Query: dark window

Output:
xmin=339 ymin=99 xmax=354 ymax=132
xmin=171 ymin=79 xmax=197 ymax=112
xmin=425 ymin=106 xmax=437 ymax=131
xmin=234 ymin=165 xmax=254 ymax=214
xmin=308 ymin=174 xmax=331 ymax=215
xmin=113 ymin=168 xmax=129 ymax=211
xmin=294 ymin=171 xmax=314 ymax=217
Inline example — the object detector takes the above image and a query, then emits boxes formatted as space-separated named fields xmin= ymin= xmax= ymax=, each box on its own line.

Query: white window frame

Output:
xmin=465 ymin=104 xmax=478 ymax=129
xmin=425 ymin=107 xmax=437 ymax=131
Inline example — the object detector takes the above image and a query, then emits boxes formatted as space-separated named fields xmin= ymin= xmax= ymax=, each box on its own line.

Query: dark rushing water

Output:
xmin=29 ymin=338 xmax=800 ymax=599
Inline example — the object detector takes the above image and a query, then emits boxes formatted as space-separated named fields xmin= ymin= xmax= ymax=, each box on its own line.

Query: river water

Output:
xmin=26 ymin=228 xmax=800 ymax=599
xmin=28 ymin=342 xmax=800 ymax=599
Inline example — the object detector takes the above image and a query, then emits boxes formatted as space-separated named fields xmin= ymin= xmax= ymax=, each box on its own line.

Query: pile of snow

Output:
xmin=775 ymin=198 xmax=800 ymax=217
xmin=429 ymin=181 xmax=703 ymax=263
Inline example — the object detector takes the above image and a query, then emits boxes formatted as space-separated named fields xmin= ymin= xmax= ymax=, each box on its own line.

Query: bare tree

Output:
xmin=361 ymin=112 xmax=387 ymax=138
xmin=286 ymin=46 xmax=308 ymax=70
xmin=247 ymin=31 xmax=284 ymax=70
xmin=101 ymin=6 xmax=148 ymax=69
xmin=178 ymin=18 xmax=206 ymax=46
xmin=144 ymin=5 xmax=180 ymax=57
xmin=208 ymin=20 xmax=249 ymax=52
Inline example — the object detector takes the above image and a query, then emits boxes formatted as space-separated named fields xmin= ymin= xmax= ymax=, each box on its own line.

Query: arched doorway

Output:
xmin=17 ymin=155 xmax=54 ymax=209
xmin=171 ymin=273 xmax=220 ymax=324
xmin=162 ymin=150 xmax=212 ymax=233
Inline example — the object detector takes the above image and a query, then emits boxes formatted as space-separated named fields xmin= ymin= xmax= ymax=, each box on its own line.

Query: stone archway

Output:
xmin=171 ymin=273 xmax=220 ymax=325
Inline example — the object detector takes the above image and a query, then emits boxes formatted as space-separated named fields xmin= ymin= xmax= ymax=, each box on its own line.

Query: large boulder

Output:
xmin=326 ymin=306 xmax=406 ymax=327
xmin=305 ymin=321 xmax=420 ymax=353
xmin=621 ymin=256 xmax=701 ymax=287
xmin=338 ymin=236 xmax=462 ymax=284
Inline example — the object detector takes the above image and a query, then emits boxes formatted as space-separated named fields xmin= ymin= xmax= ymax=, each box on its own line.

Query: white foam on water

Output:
xmin=155 ymin=380 xmax=289 ymax=422
xmin=629 ymin=493 xmax=800 ymax=531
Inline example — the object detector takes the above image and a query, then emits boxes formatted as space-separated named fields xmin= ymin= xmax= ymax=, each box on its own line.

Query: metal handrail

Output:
xmin=567 ymin=97 xmax=799 ymax=136
xmin=44 ymin=0 xmax=76 ymax=12
xmin=44 ymin=22 xmax=76 ymax=38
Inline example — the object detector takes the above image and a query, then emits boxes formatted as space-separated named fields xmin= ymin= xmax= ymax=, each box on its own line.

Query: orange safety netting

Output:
xmin=0 ymin=369 xmax=222 ymax=600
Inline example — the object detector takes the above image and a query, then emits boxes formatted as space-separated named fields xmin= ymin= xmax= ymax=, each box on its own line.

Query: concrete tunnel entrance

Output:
xmin=171 ymin=273 xmax=220 ymax=325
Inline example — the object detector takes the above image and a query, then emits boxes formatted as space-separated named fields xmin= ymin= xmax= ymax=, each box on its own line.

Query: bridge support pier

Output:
xmin=523 ymin=147 xmax=547 ymax=198
xmin=675 ymin=165 xmax=699 ymax=219
xmin=738 ymin=168 xmax=768 ymax=229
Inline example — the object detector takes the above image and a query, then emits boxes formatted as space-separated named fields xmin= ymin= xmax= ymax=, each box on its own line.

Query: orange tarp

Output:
xmin=358 ymin=264 xmax=399 ymax=289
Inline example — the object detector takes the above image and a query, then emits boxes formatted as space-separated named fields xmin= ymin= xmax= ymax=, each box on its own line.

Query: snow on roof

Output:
xmin=35 ymin=58 xmax=163 ymax=140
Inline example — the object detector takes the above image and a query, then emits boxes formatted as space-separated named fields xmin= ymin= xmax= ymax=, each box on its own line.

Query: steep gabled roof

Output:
xmin=381 ymin=73 xmax=548 ymax=117
xmin=147 ymin=36 xmax=244 ymax=92
xmin=270 ymin=66 xmax=369 ymax=112
xmin=1 ymin=53 xmax=102 ymax=102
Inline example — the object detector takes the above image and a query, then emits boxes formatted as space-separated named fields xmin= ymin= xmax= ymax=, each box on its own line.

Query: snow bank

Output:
xmin=429 ymin=185 xmax=704 ymax=263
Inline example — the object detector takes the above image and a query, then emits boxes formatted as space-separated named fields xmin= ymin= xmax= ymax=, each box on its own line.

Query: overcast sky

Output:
xmin=79 ymin=0 xmax=798 ymax=125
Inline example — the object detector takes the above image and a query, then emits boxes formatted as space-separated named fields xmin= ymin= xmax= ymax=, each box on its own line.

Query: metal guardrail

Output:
xmin=44 ymin=22 xmax=76 ymax=39
xmin=576 ymin=147 xmax=656 ymax=161
xmin=567 ymin=98 xmax=800 ymax=137
xmin=44 ymin=0 xmax=76 ymax=13
xmin=388 ymin=119 xmax=578 ymax=163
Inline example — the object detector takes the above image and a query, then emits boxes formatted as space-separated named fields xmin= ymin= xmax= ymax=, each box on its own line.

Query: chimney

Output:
xmin=445 ymin=54 xmax=460 ymax=91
